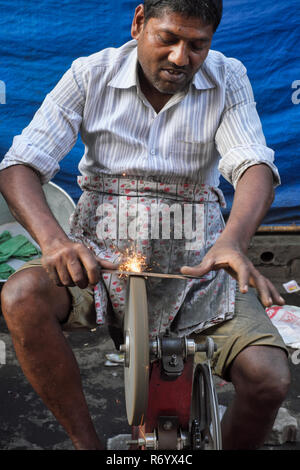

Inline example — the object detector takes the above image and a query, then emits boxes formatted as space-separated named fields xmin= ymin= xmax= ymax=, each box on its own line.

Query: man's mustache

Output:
xmin=161 ymin=63 xmax=190 ymax=73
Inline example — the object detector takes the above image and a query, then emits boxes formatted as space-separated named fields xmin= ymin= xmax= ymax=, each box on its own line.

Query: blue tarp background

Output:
xmin=0 ymin=0 xmax=299 ymax=224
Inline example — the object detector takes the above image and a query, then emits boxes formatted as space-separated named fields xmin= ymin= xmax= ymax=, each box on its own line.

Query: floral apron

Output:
xmin=68 ymin=174 xmax=236 ymax=339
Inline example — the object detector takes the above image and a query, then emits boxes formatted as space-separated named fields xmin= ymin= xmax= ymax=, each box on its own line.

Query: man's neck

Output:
xmin=137 ymin=67 xmax=172 ymax=114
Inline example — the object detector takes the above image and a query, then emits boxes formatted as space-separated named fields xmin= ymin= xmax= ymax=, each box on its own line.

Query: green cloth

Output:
xmin=0 ymin=263 xmax=15 ymax=279
xmin=0 ymin=231 xmax=41 ymax=279
xmin=0 ymin=230 xmax=12 ymax=244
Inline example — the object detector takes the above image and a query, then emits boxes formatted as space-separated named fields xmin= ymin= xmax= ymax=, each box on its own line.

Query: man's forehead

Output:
xmin=146 ymin=10 xmax=214 ymax=40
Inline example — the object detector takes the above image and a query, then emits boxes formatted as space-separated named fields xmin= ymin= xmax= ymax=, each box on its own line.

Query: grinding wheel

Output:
xmin=123 ymin=275 xmax=149 ymax=426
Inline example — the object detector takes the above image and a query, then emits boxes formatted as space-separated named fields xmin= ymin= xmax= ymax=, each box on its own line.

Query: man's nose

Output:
xmin=168 ymin=42 xmax=189 ymax=67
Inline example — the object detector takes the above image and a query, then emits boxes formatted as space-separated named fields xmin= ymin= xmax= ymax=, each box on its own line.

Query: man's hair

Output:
xmin=143 ymin=0 xmax=223 ymax=32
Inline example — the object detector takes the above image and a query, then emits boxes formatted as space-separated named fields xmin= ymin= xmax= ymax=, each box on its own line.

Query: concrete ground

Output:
xmin=0 ymin=309 xmax=300 ymax=451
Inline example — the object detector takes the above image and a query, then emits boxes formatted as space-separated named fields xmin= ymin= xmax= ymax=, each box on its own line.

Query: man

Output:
xmin=0 ymin=0 xmax=290 ymax=450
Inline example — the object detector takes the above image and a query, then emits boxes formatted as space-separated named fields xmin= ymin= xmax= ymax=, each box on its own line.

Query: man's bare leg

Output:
xmin=1 ymin=267 xmax=103 ymax=450
xmin=221 ymin=345 xmax=291 ymax=450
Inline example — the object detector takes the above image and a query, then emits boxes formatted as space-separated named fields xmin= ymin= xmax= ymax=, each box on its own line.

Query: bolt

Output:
xmin=126 ymin=438 xmax=145 ymax=446
xmin=163 ymin=420 xmax=173 ymax=431
xmin=169 ymin=354 xmax=178 ymax=366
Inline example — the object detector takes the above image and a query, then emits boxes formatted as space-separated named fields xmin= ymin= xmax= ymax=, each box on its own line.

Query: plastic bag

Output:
xmin=266 ymin=305 xmax=300 ymax=349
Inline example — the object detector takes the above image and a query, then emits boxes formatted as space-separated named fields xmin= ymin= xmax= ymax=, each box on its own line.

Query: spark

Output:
xmin=118 ymin=248 xmax=147 ymax=273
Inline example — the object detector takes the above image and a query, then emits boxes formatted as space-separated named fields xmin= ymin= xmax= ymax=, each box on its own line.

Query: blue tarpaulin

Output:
xmin=0 ymin=0 xmax=299 ymax=224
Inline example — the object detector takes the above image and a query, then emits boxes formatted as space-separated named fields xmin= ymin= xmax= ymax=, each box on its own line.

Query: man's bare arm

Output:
xmin=0 ymin=165 xmax=70 ymax=247
xmin=0 ymin=165 xmax=117 ymax=287
xmin=181 ymin=164 xmax=285 ymax=307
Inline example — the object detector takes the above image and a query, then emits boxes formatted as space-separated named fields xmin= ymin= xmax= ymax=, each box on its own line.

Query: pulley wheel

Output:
xmin=123 ymin=275 xmax=149 ymax=426
xmin=190 ymin=362 xmax=222 ymax=450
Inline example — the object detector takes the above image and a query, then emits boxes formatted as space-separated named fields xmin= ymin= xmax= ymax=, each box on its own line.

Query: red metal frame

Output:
xmin=132 ymin=356 xmax=194 ymax=448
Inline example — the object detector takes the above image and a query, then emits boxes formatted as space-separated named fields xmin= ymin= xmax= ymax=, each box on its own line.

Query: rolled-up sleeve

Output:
xmin=216 ymin=58 xmax=280 ymax=189
xmin=0 ymin=58 xmax=85 ymax=184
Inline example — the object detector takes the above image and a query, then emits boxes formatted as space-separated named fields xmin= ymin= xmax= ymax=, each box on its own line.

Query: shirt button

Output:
xmin=150 ymin=149 xmax=156 ymax=155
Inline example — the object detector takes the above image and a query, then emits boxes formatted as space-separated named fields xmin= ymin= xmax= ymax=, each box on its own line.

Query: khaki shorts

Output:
xmin=190 ymin=286 xmax=288 ymax=380
xmin=12 ymin=258 xmax=288 ymax=380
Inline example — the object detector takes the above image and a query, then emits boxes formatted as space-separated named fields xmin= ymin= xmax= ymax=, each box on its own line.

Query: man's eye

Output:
xmin=192 ymin=44 xmax=205 ymax=52
xmin=157 ymin=34 xmax=175 ymax=45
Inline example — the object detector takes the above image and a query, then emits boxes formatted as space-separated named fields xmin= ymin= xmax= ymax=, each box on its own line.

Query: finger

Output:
xmin=55 ymin=263 xmax=76 ymax=287
xmin=41 ymin=256 xmax=61 ymax=286
xmin=66 ymin=257 xmax=90 ymax=289
xmin=265 ymin=278 xmax=285 ymax=306
xmin=210 ymin=250 xmax=257 ymax=294
xmin=223 ymin=266 xmax=238 ymax=281
xmin=180 ymin=257 xmax=214 ymax=277
xmin=248 ymin=269 xmax=276 ymax=307
xmin=45 ymin=265 xmax=65 ymax=287
xmin=223 ymin=260 xmax=250 ymax=294
xmin=252 ymin=275 xmax=285 ymax=307
xmin=217 ymin=263 xmax=249 ymax=293
xmin=96 ymin=258 xmax=120 ymax=270
xmin=76 ymin=249 xmax=101 ymax=286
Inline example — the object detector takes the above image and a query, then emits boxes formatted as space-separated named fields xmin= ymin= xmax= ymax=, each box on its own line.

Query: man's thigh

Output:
xmin=190 ymin=286 xmax=288 ymax=381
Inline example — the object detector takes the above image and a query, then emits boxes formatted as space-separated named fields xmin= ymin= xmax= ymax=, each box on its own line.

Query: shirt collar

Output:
xmin=108 ymin=46 xmax=138 ymax=89
xmin=192 ymin=64 xmax=216 ymax=90
xmin=108 ymin=42 xmax=216 ymax=91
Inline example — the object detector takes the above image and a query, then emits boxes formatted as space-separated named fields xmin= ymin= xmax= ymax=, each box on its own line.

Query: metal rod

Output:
xmin=101 ymin=269 xmax=199 ymax=280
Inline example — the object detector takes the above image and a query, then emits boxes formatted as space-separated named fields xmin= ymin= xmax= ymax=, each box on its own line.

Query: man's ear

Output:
xmin=131 ymin=4 xmax=146 ymax=40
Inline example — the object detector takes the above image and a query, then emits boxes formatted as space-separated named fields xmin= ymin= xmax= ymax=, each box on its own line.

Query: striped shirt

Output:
xmin=0 ymin=39 xmax=280 ymax=189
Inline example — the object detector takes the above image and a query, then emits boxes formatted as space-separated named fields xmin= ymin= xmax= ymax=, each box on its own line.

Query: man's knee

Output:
xmin=230 ymin=345 xmax=291 ymax=409
xmin=1 ymin=268 xmax=70 ymax=328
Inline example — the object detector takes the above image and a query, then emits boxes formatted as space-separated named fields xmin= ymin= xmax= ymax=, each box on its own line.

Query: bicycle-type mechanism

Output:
xmin=118 ymin=274 xmax=222 ymax=450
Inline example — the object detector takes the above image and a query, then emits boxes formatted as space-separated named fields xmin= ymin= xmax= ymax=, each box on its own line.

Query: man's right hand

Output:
xmin=41 ymin=239 xmax=119 ymax=289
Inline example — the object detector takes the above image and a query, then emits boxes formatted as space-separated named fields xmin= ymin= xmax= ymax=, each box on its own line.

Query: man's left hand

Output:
xmin=180 ymin=239 xmax=285 ymax=307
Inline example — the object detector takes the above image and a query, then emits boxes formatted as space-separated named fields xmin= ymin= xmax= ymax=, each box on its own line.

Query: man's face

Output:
xmin=132 ymin=6 xmax=214 ymax=96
